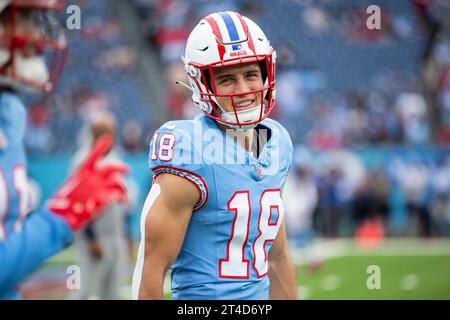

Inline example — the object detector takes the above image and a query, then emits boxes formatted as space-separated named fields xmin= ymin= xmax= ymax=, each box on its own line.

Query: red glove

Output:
xmin=47 ymin=135 xmax=129 ymax=231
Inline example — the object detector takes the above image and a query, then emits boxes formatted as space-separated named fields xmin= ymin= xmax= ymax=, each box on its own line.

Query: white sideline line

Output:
xmin=290 ymin=238 xmax=450 ymax=266
xmin=297 ymin=286 xmax=311 ymax=300
xmin=400 ymin=274 xmax=419 ymax=291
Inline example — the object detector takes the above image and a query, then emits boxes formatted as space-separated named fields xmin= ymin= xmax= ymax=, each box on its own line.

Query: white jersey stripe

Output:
xmin=131 ymin=183 xmax=162 ymax=300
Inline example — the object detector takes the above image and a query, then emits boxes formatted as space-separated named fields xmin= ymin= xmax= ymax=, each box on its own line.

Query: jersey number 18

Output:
xmin=219 ymin=189 xmax=284 ymax=279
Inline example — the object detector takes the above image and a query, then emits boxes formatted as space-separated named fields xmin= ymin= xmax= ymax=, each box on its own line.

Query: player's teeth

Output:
xmin=236 ymin=101 xmax=252 ymax=107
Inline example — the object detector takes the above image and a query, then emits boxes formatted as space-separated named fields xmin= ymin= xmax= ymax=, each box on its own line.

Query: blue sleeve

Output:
xmin=149 ymin=121 xmax=208 ymax=211
xmin=0 ymin=207 xmax=74 ymax=296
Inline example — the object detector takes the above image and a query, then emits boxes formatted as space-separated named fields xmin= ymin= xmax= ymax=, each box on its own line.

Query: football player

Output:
xmin=0 ymin=0 xmax=128 ymax=298
xmin=133 ymin=11 xmax=297 ymax=300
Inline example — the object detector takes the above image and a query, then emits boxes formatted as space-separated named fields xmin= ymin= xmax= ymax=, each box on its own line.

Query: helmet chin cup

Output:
xmin=219 ymin=104 xmax=264 ymax=131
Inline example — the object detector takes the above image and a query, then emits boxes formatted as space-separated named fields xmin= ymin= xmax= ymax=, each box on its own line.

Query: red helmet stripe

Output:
xmin=236 ymin=14 xmax=255 ymax=54
xmin=205 ymin=16 xmax=226 ymax=60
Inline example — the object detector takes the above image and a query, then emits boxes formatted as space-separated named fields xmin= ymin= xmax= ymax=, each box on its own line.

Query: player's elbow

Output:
xmin=268 ymin=244 xmax=290 ymax=264
xmin=143 ymin=242 xmax=173 ymax=276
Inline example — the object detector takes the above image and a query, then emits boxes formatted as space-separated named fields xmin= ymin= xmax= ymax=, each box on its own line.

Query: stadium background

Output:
xmin=21 ymin=0 xmax=450 ymax=299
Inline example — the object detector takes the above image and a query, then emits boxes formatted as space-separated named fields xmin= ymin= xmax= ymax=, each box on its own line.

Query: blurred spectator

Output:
xmin=431 ymin=155 xmax=450 ymax=236
xmin=351 ymin=169 xmax=390 ymax=231
xmin=276 ymin=68 xmax=305 ymax=136
xmin=302 ymin=6 xmax=331 ymax=34
xmin=96 ymin=46 xmax=137 ymax=72
xmin=26 ymin=102 xmax=53 ymax=155
xmin=315 ymin=150 xmax=366 ymax=237
xmin=69 ymin=112 xmax=132 ymax=299
xmin=395 ymin=160 xmax=433 ymax=237
xmin=316 ymin=167 xmax=344 ymax=237
xmin=78 ymin=92 xmax=110 ymax=121
xmin=122 ymin=120 xmax=144 ymax=153
xmin=394 ymin=91 xmax=430 ymax=144
xmin=284 ymin=147 xmax=321 ymax=269
xmin=340 ymin=7 xmax=391 ymax=43
xmin=284 ymin=147 xmax=319 ymax=245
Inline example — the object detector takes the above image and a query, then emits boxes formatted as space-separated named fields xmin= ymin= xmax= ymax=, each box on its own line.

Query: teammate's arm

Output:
xmin=0 ymin=136 xmax=128 ymax=296
xmin=0 ymin=208 xmax=73 ymax=294
xmin=135 ymin=173 xmax=198 ymax=299
xmin=268 ymin=221 xmax=297 ymax=300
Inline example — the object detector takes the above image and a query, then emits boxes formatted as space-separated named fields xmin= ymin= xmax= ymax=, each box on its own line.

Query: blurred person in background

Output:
xmin=314 ymin=150 xmax=366 ymax=237
xmin=0 ymin=0 xmax=128 ymax=299
xmin=316 ymin=167 xmax=345 ymax=237
xmin=284 ymin=147 xmax=321 ymax=270
xmin=352 ymin=169 xmax=390 ymax=226
xmin=352 ymin=169 xmax=390 ymax=248
xmin=25 ymin=99 xmax=53 ymax=154
xmin=122 ymin=120 xmax=144 ymax=153
xmin=69 ymin=112 xmax=133 ymax=300
xmin=431 ymin=155 xmax=450 ymax=236
xmin=394 ymin=159 xmax=433 ymax=237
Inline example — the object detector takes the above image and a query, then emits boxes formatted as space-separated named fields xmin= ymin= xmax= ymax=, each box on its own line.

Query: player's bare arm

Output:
xmin=136 ymin=173 xmax=199 ymax=299
xmin=268 ymin=221 xmax=297 ymax=300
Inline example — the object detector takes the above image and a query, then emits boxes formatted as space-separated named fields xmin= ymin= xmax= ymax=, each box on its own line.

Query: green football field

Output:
xmin=295 ymin=255 xmax=450 ymax=299
xmin=22 ymin=239 xmax=450 ymax=300
xmin=293 ymin=238 xmax=450 ymax=299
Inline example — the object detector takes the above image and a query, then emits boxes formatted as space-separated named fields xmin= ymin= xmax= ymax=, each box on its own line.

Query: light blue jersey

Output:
xmin=0 ymin=92 xmax=73 ymax=299
xmin=148 ymin=114 xmax=293 ymax=300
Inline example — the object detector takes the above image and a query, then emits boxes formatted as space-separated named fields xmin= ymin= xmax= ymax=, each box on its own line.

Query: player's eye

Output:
xmin=218 ymin=77 xmax=233 ymax=85
xmin=246 ymin=72 xmax=260 ymax=80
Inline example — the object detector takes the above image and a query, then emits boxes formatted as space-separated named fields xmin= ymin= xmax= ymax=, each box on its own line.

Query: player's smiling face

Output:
xmin=212 ymin=62 xmax=264 ymax=113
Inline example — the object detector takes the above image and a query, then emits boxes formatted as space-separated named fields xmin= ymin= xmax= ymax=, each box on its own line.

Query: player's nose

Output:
xmin=234 ymin=77 xmax=251 ymax=94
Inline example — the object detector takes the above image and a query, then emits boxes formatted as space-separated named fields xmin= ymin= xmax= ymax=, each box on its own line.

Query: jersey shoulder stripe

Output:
xmin=152 ymin=165 xmax=208 ymax=211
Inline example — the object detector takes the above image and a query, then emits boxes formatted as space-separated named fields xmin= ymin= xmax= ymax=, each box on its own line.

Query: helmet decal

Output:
xmin=235 ymin=13 xmax=256 ymax=54
xmin=204 ymin=15 xmax=226 ymax=61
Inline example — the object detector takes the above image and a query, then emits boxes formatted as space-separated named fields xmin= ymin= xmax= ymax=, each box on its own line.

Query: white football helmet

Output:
xmin=181 ymin=11 xmax=277 ymax=130
xmin=0 ymin=0 xmax=67 ymax=92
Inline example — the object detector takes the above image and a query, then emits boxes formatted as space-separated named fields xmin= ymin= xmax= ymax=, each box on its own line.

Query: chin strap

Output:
xmin=0 ymin=49 xmax=50 ymax=92
xmin=219 ymin=105 xmax=262 ymax=131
